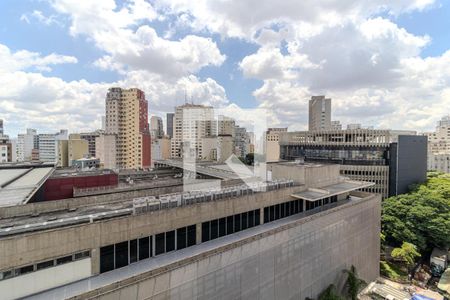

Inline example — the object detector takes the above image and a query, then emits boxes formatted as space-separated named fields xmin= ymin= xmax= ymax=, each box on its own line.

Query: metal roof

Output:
xmin=0 ymin=167 xmax=54 ymax=207
xmin=290 ymin=180 xmax=374 ymax=201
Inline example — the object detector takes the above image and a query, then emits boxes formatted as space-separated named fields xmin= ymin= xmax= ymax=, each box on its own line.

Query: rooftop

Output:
xmin=291 ymin=180 xmax=374 ymax=201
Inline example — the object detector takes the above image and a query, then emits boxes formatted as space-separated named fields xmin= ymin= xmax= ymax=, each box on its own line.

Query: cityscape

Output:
xmin=0 ymin=1 xmax=449 ymax=300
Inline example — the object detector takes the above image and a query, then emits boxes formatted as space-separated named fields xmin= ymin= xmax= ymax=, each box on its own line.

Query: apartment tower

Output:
xmin=308 ymin=95 xmax=331 ymax=131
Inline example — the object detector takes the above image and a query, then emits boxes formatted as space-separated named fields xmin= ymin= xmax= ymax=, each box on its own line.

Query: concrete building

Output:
xmin=150 ymin=116 xmax=164 ymax=139
xmin=202 ymin=135 xmax=234 ymax=163
xmin=0 ymin=136 xmax=11 ymax=163
xmin=166 ymin=113 xmax=174 ymax=138
xmin=331 ymin=120 xmax=342 ymax=130
xmin=347 ymin=124 xmax=362 ymax=130
xmin=72 ymin=157 xmax=100 ymax=170
xmin=57 ymin=135 xmax=89 ymax=167
xmin=37 ymin=130 xmax=68 ymax=163
xmin=424 ymin=116 xmax=450 ymax=172
xmin=0 ymin=162 xmax=380 ymax=299
xmin=105 ymin=87 xmax=151 ymax=169
xmin=309 ymin=95 xmax=331 ymax=131
xmin=428 ymin=153 xmax=450 ymax=173
xmin=234 ymin=125 xmax=250 ymax=158
xmin=16 ymin=128 xmax=38 ymax=162
xmin=265 ymin=127 xmax=287 ymax=162
xmin=96 ymin=134 xmax=117 ymax=169
xmin=279 ymin=129 xmax=427 ymax=198
xmin=218 ymin=115 xmax=235 ymax=136
xmin=80 ymin=131 xmax=101 ymax=158
xmin=0 ymin=119 xmax=3 ymax=136
xmin=171 ymin=104 xmax=216 ymax=159
xmin=151 ymin=136 xmax=171 ymax=163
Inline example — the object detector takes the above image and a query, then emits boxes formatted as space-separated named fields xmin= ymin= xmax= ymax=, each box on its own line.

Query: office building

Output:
xmin=0 ymin=119 xmax=3 ymax=136
xmin=95 ymin=134 xmax=117 ymax=169
xmin=171 ymin=104 xmax=216 ymax=159
xmin=202 ymin=135 xmax=234 ymax=163
xmin=57 ymin=134 xmax=89 ymax=167
xmin=279 ymin=129 xmax=427 ymax=198
xmin=218 ymin=115 xmax=235 ymax=136
xmin=38 ymin=130 xmax=68 ymax=163
xmin=151 ymin=136 xmax=171 ymax=163
xmin=16 ymin=128 xmax=38 ymax=162
xmin=80 ymin=131 xmax=101 ymax=158
xmin=331 ymin=120 xmax=342 ymax=130
xmin=0 ymin=162 xmax=380 ymax=299
xmin=423 ymin=115 xmax=450 ymax=172
xmin=0 ymin=136 xmax=12 ymax=163
xmin=105 ymin=87 xmax=151 ymax=169
xmin=308 ymin=95 xmax=331 ymax=131
xmin=150 ymin=116 xmax=164 ymax=139
xmin=234 ymin=125 xmax=250 ymax=158
xmin=428 ymin=153 xmax=450 ymax=173
xmin=265 ymin=127 xmax=287 ymax=162
xmin=166 ymin=113 xmax=174 ymax=138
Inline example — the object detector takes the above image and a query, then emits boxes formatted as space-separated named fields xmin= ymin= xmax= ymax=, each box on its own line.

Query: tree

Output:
xmin=391 ymin=242 xmax=420 ymax=269
xmin=343 ymin=265 xmax=365 ymax=300
xmin=318 ymin=284 xmax=343 ymax=300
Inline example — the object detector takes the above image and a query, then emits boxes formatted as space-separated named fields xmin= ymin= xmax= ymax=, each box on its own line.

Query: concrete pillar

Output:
xmin=196 ymin=223 xmax=201 ymax=245
xmin=91 ymin=248 xmax=100 ymax=275
xmin=260 ymin=208 xmax=264 ymax=224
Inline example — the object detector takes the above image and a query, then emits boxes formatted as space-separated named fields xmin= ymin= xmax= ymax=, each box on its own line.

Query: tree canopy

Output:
xmin=382 ymin=173 xmax=450 ymax=252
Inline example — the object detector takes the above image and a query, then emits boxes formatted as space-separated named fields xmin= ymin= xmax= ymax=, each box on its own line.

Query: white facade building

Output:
xmin=17 ymin=129 xmax=38 ymax=162
xmin=38 ymin=130 xmax=68 ymax=163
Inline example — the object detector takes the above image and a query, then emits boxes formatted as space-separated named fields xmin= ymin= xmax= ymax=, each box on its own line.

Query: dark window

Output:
xmin=16 ymin=265 xmax=33 ymax=275
xmin=299 ymin=200 xmax=303 ymax=212
xmin=269 ymin=206 xmax=275 ymax=221
xmin=234 ymin=214 xmax=241 ymax=232
xmin=100 ymin=245 xmax=114 ymax=273
xmin=74 ymin=251 xmax=90 ymax=260
xmin=115 ymin=241 xmax=128 ymax=268
xmin=218 ymin=218 xmax=226 ymax=237
xmin=166 ymin=230 xmax=175 ymax=252
xmin=264 ymin=207 xmax=269 ymax=223
xmin=56 ymin=255 xmax=73 ymax=265
xmin=248 ymin=210 xmax=254 ymax=228
xmin=202 ymin=222 xmax=210 ymax=242
xmin=138 ymin=237 xmax=150 ymax=260
xmin=241 ymin=212 xmax=248 ymax=230
xmin=130 ymin=239 xmax=137 ymax=263
xmin=294 ymin=200 xmax=299 ymax=214
xmin=275 ymin=205 xmax=280 ymax=220
xmin=155 ymin=233 xmax=165 ymax=255
xmin=177 ymin=227 xmax=187 ymax=250
xmin=37 ymin=260 xmax=54 ymax=270
xmin=210 ymin=219 xmax=218 ymax=240
xmin=187 ymin=225 xmax=196 ymax=246
xmin=1 ymin=270 xmax=13 ymax=280
xmin=281 ymin=203 xmax=286 ymax=218
xmin=255 ymin=209 xmax=260 ymax=225
xmin=226 ymin=216 xmax=234 ymax=234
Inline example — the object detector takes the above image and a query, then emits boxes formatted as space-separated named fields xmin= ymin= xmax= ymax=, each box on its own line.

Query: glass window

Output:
xmin=269 ymin=206 xmax=275 ymax=221
xmin=177 ymin=227 xmax=187 ymax=250
xmin=234 ymin=214 xmax=241 ymax=232
xmin=281 ymin=203 xmax=286 ymax=218
xmin=138 ymin=237 xmax=150 ymax=260
xmin=74 ymin=251 xmax=90 ymax=260
xmin=275 ymin=205 xmax=280 ymax=220
xmin=37 ymin=260 xmax=54 ymax=270
xmin=155 ymin=233 xmax=165 ymax=255
xmin=248 ymin=210 xmax=254 ymax=228
xmin=1 ymin=270 xmax=13 ymax=280
xmin=241 ymin=212 xmax=248 ymax=230
xmin=226 ymin=216 xmax=234 ymax=235
xmin=264 ymin=207 xmax=269 ymax=223
xmin=202 ymin=222 xmax=210 ymax=242
xmin=187 ymin=225 xmax=196 ymax=247
xmin=255 ymin=209 xmax=260 ymax=226
xmin=56 ymin=255 xmax=73 ymax=265
xmin=100 ymin=245 xmax=114 ymax=273
xmin=166 ymin=230 xmax=175 ymax=252
xmin=210 ymin=219 xmax=218 ymax=240
xmin=16 ymin=265 xmax=34 ymax=276
xmin=218 ymin=218 xmax=226 ymax=237
xmin=115 ymin=241 xmax=128 ymax=268
xmin=130 ymin=239 xmax=137 ymax=263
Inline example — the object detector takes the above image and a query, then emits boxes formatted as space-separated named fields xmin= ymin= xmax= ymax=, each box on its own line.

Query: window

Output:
xmin=100 ymin=245 xmax=114 ymax=273
xmin=226 ymin=216 xmax=234 ymax=234
xmin=187 ymin=225 xmax=196 ymax=246
xmin=130 ymin=239 xmax=137 ymax=263
xmin=202 ymin=222 xmax=210 ymax=242
xmin=139 ymin=237 xmax=150 ymax=260
xmin=16 ymin=265 xmax=34 ymax=276
xmin=37 ymin=260 xmax=54 ymax=270
xmin=56 ymin=255 xmax=73 ymax=265
xmin=218 ymin=218 xmax=226 ymax=237
xmin=241 ymin=212 xmax=248 ymax=230
xmin=177 ymin=227 xmax=187 ymax=250
xmin=74 ymin=251 xmax=90 ymax=260
xmin=166 ymin=231 xmax=175 ymax=252
xmin=234 ymin=214 xmax=241 ymax=232
xmin=210 ymin=219 xmax=218 ymax=240
xmin=155 ymin=233 xmax=165 ymax=255
xmin=115 ymin=241 xmax=128 ymax=268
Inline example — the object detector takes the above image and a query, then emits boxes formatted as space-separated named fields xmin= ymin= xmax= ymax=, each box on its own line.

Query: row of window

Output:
xmin=264 ymin=199 xmax=303 ymax=223
xmin=100 ymin=224 xmax=196 ymax=273
xmin=201 ymin=209 xmax=260 ymax=243
xmin=0 ymin=250 xmax=90 ymax=281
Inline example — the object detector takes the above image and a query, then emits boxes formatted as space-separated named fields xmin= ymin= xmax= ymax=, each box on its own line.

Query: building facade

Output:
xmin=424 ymin=115 xmax=450 ymax=172
xmin=279 ymin=129 xmax=427 ymax=198
xmin=150 ymin=116 xmax=164 ymax=139
xmin=38 ymin=130 xmax=68 ymax=163
xmin=308 ymin=95 xmax=331 ymax=131
xmin=234 ymin=125 xmax=250 ymax=159
xmin=265 ymin=127 xmax=287 ymax=162
xmin=166 ymin=113 xmax=174 ymax=138
xmin=16 ymin=129 xmax=38 ymax=162
xmin=80 ymin=131 xmax=101 ymax=158
xmin=105 ymin=87 xmax=151 ymax=169
xmin=95 ymin=134 xmax=117 ymax=169
xmin=57 ymin=135 xmax=89 ymax=167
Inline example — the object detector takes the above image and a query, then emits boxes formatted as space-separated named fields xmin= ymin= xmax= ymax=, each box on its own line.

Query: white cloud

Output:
xmin=0 ymin=44 xmax=77 ymax=73
xmin=20 ymin=10 xmax=62 ymax=26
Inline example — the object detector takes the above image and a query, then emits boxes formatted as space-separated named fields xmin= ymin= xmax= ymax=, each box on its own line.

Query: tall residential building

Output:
xmin=80 ymin=131 xmax=102 ymax=158
xmin=38 ymin=129 xmax=68 ymax=163
xmin=218 ymin=115 xmax=235 ymax=136
xmin=265 ymin=127 xmax=288 ymax=162
xmin=308 ymin=95 xmax=331 ymax=131
xmin=150 ymin=116 xmax=164 ymax=139
xmin=151 ymin=136 xmax=171 ymax=163
xmin=171 ymin=104 xmax=216 ymax=159
xmin=279 ymin=129 xmax=427 ymax=198
xmin=105 ymin=87 xmax=151 ymax=169
xmin=166 ymin=113 xmax=174 ymax=138
xmin=95 ymin=134 xmax=117 ymax=169
xmin=17 ymin=128 xmax=38 ymax=162
xmin=0 ymin=119 xmax=3 ymax=136
xmin=234 ymin=125 xmax=250 ymax=158
xmin=0 ymin=135 xmax=12 ymax=163
xmin=424 ymin=115 xmax=450 ymax=173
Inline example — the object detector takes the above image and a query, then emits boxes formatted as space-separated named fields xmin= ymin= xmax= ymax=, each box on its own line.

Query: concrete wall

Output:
xmin=73 ymin=194 xmax=381 ymax=300
xmin=269 ymin=163 xmax=341 ymax=187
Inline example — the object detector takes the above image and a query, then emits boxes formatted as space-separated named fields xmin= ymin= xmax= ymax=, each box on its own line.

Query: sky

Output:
xmin=0 ymin=0 xmax=450 ymax=137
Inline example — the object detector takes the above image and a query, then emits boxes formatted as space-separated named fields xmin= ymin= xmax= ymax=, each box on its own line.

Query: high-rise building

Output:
xmin=166 ymin=113 xmax=174 ymax=138
xmin=218 ymin=115 xmax=235 ymax=136
xmin=38 ymin=130 xmax=68 ymax=163
xmin=308 ymin=95 xmax=331 ymax=131
xmin=331 ymin=120 xmax=342 ymax=130
xmin=95 ymin=134 xmax=117 ymax=169
xmin=105 ymin=87 xmax=151 ymax=169
xmin=0 ymin=135 xmax=12 ymax=163
xmin=279 ymin=129 xmax=427 ymax=198
xmin=80 ymin=131 xmax=102 ymax=158
xmin=234 ymin=125 xmax=250 ymax=158
xmin=17 ymin=129 xmax=38 ymax=162
xmin=265 ymin=128 xmax=288 ymax=162
xmin=150 ymin=116 xmax=164 ymax=139
xmin=0 ymin=119 xmax=3 ymax=136
xmin=171 ymin=104 xmax=215 ymax=159
xmin=423 ymin=115 xmax=450 ymax=173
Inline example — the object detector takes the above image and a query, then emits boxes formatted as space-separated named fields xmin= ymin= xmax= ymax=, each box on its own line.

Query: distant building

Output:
xmin=72 ymin=157 xmax=100 ymax=170
xmin=151 ymin=136 xmax=171 ymax=163
xmin=428 ymin=153 xmax=450 ymax=173
xmin=80 ymin=131 xmax=102 ymax=158
xmin=308 ymin=95 xmax=331 ymax=131
xmin=38 ymin=130 xmax=68 ymax=163
xmin=166 ymin=113 xmax=174 ymax=138
xmin=0 ymin=135 xmax=12 ymax=163
xmin=0 ymin=119 xmax=3 ymax=136
xmin=280 ymin=129 xmax=427 ymax=198
xmin=57 ymin=134 xmax=89 ymax=167
xmin=202 ymin=135 xmax=234 ymax=163
xmin=423 ymin=115 xmax=450 ymax=172
xmin=234 ymin=125 xmax=250 ymax=158
xmin=218 ymin=115 xmax=235 ymax=136
xmin=331 ymin=120 xmax=342 ymax=130
xmin=17 ymin=128 xmax=38 ymax=162
xmin=265 ymin=128 xmax=287 ymax=162
xmin=150 ymin=116 xmax=164 ymax=139
xmin=95 ymin=134 xmax=117 ymax=169
xmin=105 ymin=87 xmax=151 ymax=169
xmin=347 ymin=123 xmax=362 ymax=130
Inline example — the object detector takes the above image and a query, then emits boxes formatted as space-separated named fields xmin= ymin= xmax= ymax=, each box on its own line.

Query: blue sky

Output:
xmin=0 ymin=0 xmax=449 ymax=136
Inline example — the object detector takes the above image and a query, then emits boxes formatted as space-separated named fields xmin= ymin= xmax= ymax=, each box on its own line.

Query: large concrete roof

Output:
xmin=291 ymin=180 xmax=374 ymax=201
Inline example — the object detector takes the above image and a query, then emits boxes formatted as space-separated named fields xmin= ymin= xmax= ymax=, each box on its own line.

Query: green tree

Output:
xmin=391 ymin=242 xmax=420 ymax=269
xmin=343 ymin=265 xmax=365 ymax=300
xmin=318 ymin=284 xmax=343 ymax=300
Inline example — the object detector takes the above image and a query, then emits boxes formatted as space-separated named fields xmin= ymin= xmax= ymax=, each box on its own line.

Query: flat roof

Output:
xmin=0 ymin=167 xmax=54 ymax=207
xmin=290 ymin=180 xmax=374 ymax=201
